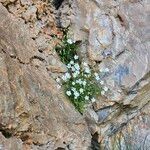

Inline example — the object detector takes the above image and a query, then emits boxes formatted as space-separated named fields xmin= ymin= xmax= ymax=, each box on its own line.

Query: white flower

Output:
xmin=66 ymin=91 xmax=71 ymax=96
xmin=71 ymin=87 xmax=76 ymax=92
xmin=74 ymin=63 xmax=80 ymax=70
xmin=67 ymin=64 xmax=71 ymax=69
xmin=74 ymin=55 xmax=79 ymax=60
xmin=82 ymin=80 xmax=87 ymax=86
xmin=85 ymin=96 xmax=89 ymax=100
xmin=94 ymin=73 xmax=99 ymax=76
xmin=67 ymin=39 xmax=73 ymax=44
xmin=65 ymin=72 xmax=71 ymax=79
xmin=62 ymin=75 xmax=67 ymax=81
xmin=95 ymin=75 xmax=100 ymax=81
xmin=91 ymin=97 xmax=96 ymax=103
xmin=73 ymin=72 xmax=78 ymax=78
xmin=71 ymin=66 xmax=75 ymax=72
xmin=72 ymin=82 xmax=75 ymax=85
xmin=101 ymin=90 xmax=105 ymax=95
xmin=100 ymin=80 xmax=104 ymax=85
xmin=85 ymin=67 xmax=91 ymax=74
xmin=103 ymin=86 xmax=108 ymax=92
xmin=56 ymin=78 xmax=60 ymax=83
xmin=70 ymin=60 xmax=74 ymax=65
xmin=76 ymin=79 xmax=82 ymax=84
xmin=62 ymin=73 xmax=71 ymax=81
xmin=84 ymin=74 xmax=88 ymax=78
xmin=79 ymin=88 xmax=84 ymax=93
xmin=83 ymin=62 xmax=88 ymax=66
xmin=74 ymin=91 xmax=80 ymax=97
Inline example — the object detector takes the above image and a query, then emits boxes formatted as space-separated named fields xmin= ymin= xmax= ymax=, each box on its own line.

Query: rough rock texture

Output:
xmin=0 ymin=0 xmax=150 ymax=149
xmin=0 ymin=3 xmax=91 ymax=150
xmin=66 ymin=0 xmax=150 ymax=149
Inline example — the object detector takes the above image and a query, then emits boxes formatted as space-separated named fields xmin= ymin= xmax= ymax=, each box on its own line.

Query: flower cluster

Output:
xmin=60 ymin=51 xmax=101 ymax=112
xmin=55 ymin=37 xmax=109 ymax=113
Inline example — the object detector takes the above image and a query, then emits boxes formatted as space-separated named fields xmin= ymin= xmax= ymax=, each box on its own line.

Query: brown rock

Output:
xmin=0 ymin=3 xmax=91 ymax=149
xmin=22 ymin=5 xmax=37 ymax=22
xmin=0 ymin=4 xmax=36 ymax=63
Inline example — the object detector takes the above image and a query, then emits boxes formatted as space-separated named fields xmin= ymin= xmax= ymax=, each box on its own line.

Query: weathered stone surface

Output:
xmin=71 ymin=0 xmax=150 ymax=92
xmin=99 ymin=102 xmax=150 ymax=150
xmin=0 ymin=133 xmax=23 ymax=150
xmin=22 ymin=5 xmax=37 ymax=22
xmin=0 ymin=3 xmax=91 ymax=149
xmin=0 ymin=3 xmax=36 ymax=63
xmin=69 ymin=0 xmax=150 ymax=149
xmin=0 ymin=0 xmax=150 ymax=149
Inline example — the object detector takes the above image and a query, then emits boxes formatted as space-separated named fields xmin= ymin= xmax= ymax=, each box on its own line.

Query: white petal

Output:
xmin=83 ymin=62 xmax=88 ymax=66
xmin=94 ymin=73 xmax=99 ymax=76
xmin=95 ymin=76 xmax=100 ymax=81
xmin=101 ymin=90 xmax=105 ymax=95
xmin=79 ymin=88 xmax=84 ymax=93
xmin=65 ymin=72 xmax=71 ymax=79
xmin=74 ymin=55 xmax=79 ymax=60
xmin=91 ymin=98 xmax=96 ymax=103
xmin=67 ymin=39 xmax=73 ymax=44
xmin=71 ymin=67 xmax=75 ymax=72
xmin=103 ymin=86 xmax=108 ymax=92
xmin=100 ymin=80 xmax=104 ymax=85
xmin=56 ymin=78 xmax=60 ymax=83
xmin=85 ymin=96 xmax=89 ymax=100
xmin=73 ymin=73 xmax=78 ymax=78
xmin=85 ymin=67 xmax=91 ymax=74
xmin=74 ymin=63 xmax=80 ymax=70
xmin=66 ymin=91 xmax=71 ymax=96
xmin=70 ymin=60 xmax=74 ymax=65
xmin=67 ymin=64 xmax=71 ymax=69
xmin=82 ymin=81 xmax=87 ymax=86
xmin=72 ymin=82 xmax=75 ymax=85
xmin=62 ymin=75 xmax=67 ymax=81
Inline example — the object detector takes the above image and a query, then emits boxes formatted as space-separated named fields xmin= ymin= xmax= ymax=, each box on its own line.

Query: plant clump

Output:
xmin=55 ymin=34 xmax=109 ymax=113
xmin=62 ymin=58 xmax=101 ymax=113
xmin=55 ymin=33 xmax=78 ymax=65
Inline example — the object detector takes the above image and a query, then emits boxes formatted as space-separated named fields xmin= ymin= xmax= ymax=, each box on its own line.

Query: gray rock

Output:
xmin=70 ymin=0 xmax=150 ymax=149
xmin=96 ymin=107 xmax=111 ymax=123
xmin=71 ymin=0 xmax=150 ymax=100
xmin=84 ymin=108 xmax=99 ymax=124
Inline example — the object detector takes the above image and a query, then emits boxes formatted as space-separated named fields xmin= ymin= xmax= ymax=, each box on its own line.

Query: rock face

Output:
xmin=0 ymin=3 xmax=91 ymax=150
xmin=68 ymin=0 xmax=150 ymax=149
xmin=0 ymin=0 xmax=150 ymax=149
xmin=71 ymin=0 xmax=150 ymax=92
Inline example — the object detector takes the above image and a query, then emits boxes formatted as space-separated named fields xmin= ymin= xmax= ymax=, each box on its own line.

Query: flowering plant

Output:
xmin=55 ymin=33 xmax=78 ymax=64
xmin=62 ymin=57 xmax=101 ymax=113
xmin=55 ymin=35 xmax=109 ymax=113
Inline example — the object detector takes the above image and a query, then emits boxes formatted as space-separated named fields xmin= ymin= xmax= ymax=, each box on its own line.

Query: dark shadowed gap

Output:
xmin=53 ymin=0 xmax=64 ymax=9
xmin=55 ymin=148 xmax=65 ymax=150
xmin=91 ymin=132 xmax=100 ymax=150
xmin=0 ymin=129 xmax=12 ymax=138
